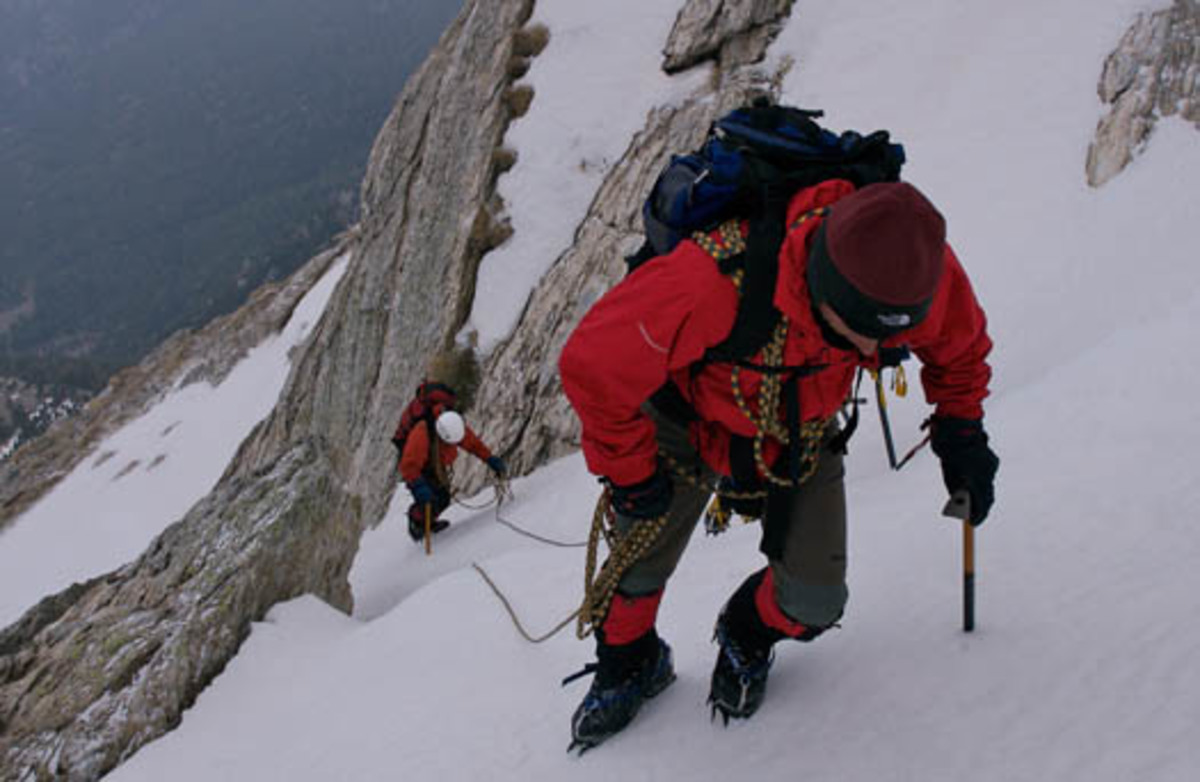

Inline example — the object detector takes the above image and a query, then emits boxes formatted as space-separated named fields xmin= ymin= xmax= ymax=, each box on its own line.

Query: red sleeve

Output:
xmin=904 ymin=245 xmax=993 ymax=420
xmin=399 ymin=421 xmax=431 ymax=483
xmin=459 ymin=425 xmax=493 ymax=462
xmin=559 ymin=242 xmax=739 ymax=485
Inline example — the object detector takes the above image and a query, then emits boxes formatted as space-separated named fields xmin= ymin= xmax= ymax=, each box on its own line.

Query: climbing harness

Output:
xmin=656 ymin=451 xmax=758 ymax=537
xmin=729 ymin=316 xmax=832 ymax=489
xmin=694 ymin=212 xmax=836 ymax=532
xmin=574 ymin=211 xmax=843 ymax=628
xmin=700 ymin=212 xmax=837 ymax=491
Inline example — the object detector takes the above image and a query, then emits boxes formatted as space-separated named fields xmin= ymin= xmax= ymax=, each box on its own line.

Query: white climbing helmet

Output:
xmin=435 ymin=411 xmax=465 ymax=444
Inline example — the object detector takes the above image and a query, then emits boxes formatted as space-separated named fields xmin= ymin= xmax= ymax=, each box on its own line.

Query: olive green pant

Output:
xmin=616 ymin=406 xmax=849 ymax=628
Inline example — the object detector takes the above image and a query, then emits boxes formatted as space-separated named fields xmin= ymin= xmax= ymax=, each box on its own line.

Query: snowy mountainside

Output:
xmin=4 ymin=0 xmax=1200 ymax=780
xmin=114 ymin=0 xmax=1200 ymax=781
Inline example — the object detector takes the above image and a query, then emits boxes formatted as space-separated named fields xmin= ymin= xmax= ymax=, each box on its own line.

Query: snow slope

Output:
xmin=0 ymin=254 xmax=350 ymax=628
xmin=12 ymin=0 xmax=1200 ymax=779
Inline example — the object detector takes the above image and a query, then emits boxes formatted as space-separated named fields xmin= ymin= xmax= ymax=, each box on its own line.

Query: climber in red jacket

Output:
xmin=398 ymin=405 xmax=505 ymax=542
xmin=559 ymin=180 xmax=998 ymax=748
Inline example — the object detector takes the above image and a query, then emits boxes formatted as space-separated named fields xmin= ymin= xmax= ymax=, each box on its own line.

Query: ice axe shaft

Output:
xmin=942 ymin=490 xmax=974 ymax=632
xmin=873 ymin=372 xmax=899 ymax=469
xmin=961 ymin=523 xmax=975 ymax=632
xmin=424 ymin=503 xmax=433 ymax=556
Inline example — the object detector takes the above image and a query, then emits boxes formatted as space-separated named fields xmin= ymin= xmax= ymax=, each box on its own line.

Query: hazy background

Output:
xmin=0 ymin=0 xmax=461 ymax=448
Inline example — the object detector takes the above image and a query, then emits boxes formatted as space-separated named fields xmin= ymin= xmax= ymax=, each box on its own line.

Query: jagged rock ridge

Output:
xmin=1087 ymin=0 xmax=1200 ymax=186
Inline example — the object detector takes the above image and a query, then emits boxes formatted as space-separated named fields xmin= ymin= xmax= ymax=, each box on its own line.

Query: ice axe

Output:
xmin=942 ymin=489 xmax=974 ymax=632
xmin=424 ymin=503 xmax=433 ymax=556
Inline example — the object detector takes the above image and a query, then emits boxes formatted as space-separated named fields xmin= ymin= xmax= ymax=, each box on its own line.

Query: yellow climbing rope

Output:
xmin=707 ymin=210 xmax=834 ymax=490
xmin=576 ymin=488 xmax=668 ymax=639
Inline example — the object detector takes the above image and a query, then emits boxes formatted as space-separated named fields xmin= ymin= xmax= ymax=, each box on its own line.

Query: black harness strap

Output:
xmin=784 ymin=373 xmax=802 ymax=482
xmin=828 ymin=369 xmax=865 ymax=455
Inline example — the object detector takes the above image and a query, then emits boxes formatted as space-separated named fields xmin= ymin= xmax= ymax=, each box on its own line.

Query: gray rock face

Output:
xmin=663 ymin=0 xmax=795 ymax=73
xmin=0 ymin=440 xmax=358 ymax=780
xmin=234 ymin=0 xmax=534 ymax=525
xmin=0 ymin=0 xmax=796 ymax=777
xmin=1087 ymin=0 xmax=1200 ymax=186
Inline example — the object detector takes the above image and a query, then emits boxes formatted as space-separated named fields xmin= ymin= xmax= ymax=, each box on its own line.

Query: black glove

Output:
xmin=409 ymin=479 xmax=435 ymax=506
xmin=486 ymin=455 xmax=507 ymax=476
xmin=930 ymin=417 xmax=999 ymax=526
xmin=609 ymin=468 xmax=673 ymax=520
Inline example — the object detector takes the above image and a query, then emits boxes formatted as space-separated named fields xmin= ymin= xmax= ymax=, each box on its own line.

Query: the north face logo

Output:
xmin=877 ymin=313 xmax=912 ymax=328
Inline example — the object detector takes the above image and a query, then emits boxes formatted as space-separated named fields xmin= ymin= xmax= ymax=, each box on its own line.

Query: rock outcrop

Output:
xmin=1087 ymin=0 xmax=1200 ymax=186
xmin=663 ymin=0 xmax=795 ymax=73
xmin=0 ymin=440 xmax=357 ymax=779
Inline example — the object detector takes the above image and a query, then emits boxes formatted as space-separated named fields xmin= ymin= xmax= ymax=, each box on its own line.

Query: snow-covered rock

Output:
xmin=1087 ymin=0 xmax=1200 ymax=185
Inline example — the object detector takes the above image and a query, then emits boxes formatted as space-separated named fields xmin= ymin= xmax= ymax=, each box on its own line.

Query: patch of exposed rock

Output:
xmin=663 ymin=0 xmax=795 ymax=73
xmin=0 ymin=440 xmax=358 ymax=779
xmin=1087 ymin=0 xmax=1200 ymax=186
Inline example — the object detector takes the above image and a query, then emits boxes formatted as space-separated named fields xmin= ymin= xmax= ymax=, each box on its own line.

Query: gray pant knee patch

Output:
xmin=773 ymin=566 xmax=848 ymax=628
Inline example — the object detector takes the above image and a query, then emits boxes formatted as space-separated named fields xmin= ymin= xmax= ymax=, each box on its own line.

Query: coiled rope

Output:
xmin=575 ymin=489 xmax=669 ymax=639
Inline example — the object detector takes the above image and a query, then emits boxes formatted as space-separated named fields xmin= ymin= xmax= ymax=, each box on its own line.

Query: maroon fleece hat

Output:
xmin=807 ymin=182 xmax=946 ymax=338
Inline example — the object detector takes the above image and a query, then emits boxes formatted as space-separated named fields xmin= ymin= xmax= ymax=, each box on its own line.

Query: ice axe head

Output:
xmin=942 ymin=489 xmax=972 ymax=522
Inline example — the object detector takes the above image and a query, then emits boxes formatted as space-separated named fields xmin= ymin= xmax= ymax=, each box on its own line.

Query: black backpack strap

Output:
xmin=703 ymin=157 xmax=792 ymax=364
xmin=624 ymin=239 xmax=658 ymax=275
xmin=729 ymin=435 xmax=759 ymax=489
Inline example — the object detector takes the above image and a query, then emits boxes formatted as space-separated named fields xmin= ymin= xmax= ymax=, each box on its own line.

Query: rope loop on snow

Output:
xmin=472 ymin=562 xmax=578 ymax=644
xmin=453 ymin=475 xmax=587 ymax=548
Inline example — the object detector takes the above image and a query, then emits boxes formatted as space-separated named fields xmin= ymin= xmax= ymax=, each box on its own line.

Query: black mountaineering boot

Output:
xmin=708 ymin=570 xmax=787 ymax=724
xmin=565 ymin=629 xmax=676 ymax=754
xmin=408 ymin=515 xmax=449 ymax=541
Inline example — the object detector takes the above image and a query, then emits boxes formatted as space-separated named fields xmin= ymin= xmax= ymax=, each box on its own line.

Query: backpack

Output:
xmin=632 ymin=99 xmax=906 ymax=365
xmin=391 ymin=381 xmax=458 ymax=458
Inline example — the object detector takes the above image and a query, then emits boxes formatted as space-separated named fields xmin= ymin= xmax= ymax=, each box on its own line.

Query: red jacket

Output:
xmin=559 ymin=179 xmax=992 ymax=486
xmin=398 ymin=416 xmax=493 ymax=484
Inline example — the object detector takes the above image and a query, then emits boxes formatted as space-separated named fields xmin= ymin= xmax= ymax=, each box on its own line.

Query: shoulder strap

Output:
xmin=702 ymin=203 xmax=830 ymax=365
xmin=704 ymin=207 xmax=783 ymax=363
